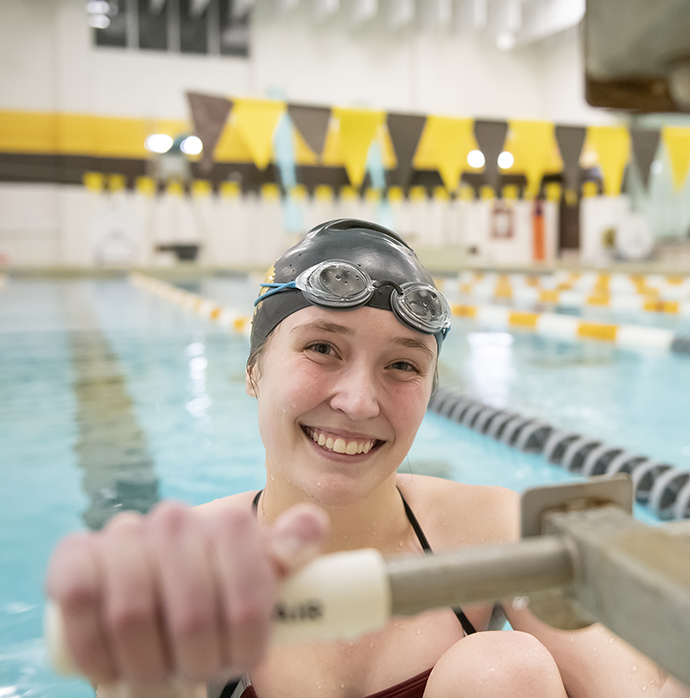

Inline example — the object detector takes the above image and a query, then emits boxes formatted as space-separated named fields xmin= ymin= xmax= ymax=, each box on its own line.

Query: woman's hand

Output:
xmin=45 ymin=500 xmax=329 ymax=688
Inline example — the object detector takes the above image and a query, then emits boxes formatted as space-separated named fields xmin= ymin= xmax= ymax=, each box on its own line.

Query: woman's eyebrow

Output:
xmin=391 ymin=336 xmax=435 ymax=359
xmin=290 ymin=321 xmax=354 ymax=336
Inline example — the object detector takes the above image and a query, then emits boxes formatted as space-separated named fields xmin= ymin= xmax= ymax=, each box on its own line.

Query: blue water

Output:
xmin=1 ymin=277 xmax=688 ymax=697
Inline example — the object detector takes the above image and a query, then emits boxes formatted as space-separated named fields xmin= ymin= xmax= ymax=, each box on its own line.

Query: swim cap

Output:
xmin=250 ymin=219 xmax=450 ymax=353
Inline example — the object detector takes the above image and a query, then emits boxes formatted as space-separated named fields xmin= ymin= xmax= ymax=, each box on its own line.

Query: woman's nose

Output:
xmin=329 ymin=366 xmax=380 ymax=421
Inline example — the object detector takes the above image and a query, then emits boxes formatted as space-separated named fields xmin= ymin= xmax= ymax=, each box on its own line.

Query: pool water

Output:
xmin=1 ymin=277 xmax=687 ymax=697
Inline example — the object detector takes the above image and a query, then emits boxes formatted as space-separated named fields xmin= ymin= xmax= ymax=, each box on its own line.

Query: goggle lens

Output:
xmin=392 ymin=283 xmax=451 ymax=334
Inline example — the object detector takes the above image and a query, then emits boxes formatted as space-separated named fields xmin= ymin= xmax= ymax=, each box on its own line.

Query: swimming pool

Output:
xmin=1 ymin=276 xmax=687 ymax=697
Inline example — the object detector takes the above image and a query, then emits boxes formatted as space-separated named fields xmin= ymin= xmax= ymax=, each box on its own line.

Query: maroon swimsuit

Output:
xmin=219 ymin=490 xmax=476 ymax=698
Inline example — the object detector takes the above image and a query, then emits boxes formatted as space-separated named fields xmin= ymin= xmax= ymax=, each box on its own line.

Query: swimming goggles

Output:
xmin=255 ymin=260 xmax=451 ymax=339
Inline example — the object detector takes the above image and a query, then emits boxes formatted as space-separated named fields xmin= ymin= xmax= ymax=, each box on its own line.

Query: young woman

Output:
xmin=46 ymin=219 xmax=685 ymax=698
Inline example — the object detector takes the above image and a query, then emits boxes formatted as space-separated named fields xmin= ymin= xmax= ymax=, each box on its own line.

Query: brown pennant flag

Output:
xmin=186 ymin=92 xmax=233 ymax=171
xmin=555 ymin=125 xmax=586 ymax=194
xmin=287 ymin=103 xmax=332 ymax=159
xmin=386 ymin=112 xmax=427 ymax=188
xmin=630 ymin=128 xmax=661 ymax=190
xmin=473 ymin=119 xmax=508 ymax=192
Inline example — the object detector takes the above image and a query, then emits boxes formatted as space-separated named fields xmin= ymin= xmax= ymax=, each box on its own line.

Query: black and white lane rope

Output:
xmin=428 ymin=388 xmax=690 ymax=521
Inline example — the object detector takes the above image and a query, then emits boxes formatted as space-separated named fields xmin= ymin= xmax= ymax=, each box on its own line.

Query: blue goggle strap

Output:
xmin=254 ymin=281 xmax=297 ymax=306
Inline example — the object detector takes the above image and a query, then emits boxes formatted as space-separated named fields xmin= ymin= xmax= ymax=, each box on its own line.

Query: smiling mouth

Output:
xmin=302 ymin=426 xmax=381 ymax=455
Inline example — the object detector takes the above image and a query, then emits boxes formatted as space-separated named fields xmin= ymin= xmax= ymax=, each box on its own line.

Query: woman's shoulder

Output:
xmin=395 ymin=473 xmax=520 ymax=549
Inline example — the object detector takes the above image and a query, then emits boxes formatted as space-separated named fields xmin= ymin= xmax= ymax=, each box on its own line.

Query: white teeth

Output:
xmin=306 ymin=428 xmax=376 ymax=455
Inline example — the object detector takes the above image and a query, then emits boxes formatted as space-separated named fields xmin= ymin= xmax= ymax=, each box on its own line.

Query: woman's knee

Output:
xmin=424 ymin=631 xmax=567 ymax=698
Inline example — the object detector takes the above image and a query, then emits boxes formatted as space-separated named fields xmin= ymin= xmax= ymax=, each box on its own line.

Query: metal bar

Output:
xmin=167 ymin=0 xmax=180 ymax=51
xmin=149 ymin=0 xmax=167 ymax=14
xmin=190 ymin=0 xmax=212 ymax=17
xmin=207 ymin=0 xmax=220 ymax=54
xmin=387 ymin=536 xmax=575 ymax=617
xmin=546 ymin=506 xmax=690 ymax=687
xmin=126 ymin=0 xmax=140 ymax=48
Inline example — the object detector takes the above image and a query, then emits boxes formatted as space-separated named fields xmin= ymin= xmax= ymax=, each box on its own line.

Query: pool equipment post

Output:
xmin=46 ymin=478 xmax=690 ymax=687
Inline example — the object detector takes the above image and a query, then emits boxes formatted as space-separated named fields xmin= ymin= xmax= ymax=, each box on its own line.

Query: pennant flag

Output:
xmin=555 ymin=125 xmax=586 ymax=194
xmin=474 ymin=120 xmax=508 ymax=192
xmin=508 ymin=120 xmax=556 ymax=198
xmin=287 ymin=103 xmax=331 ymax=159
xmin=413 ymin=116 xmax=476 ymax=191
xmin=334 ymin=107 xmax=386 ymax=188
xmin=586 ymin=125 xmax=631 ymax=196
xmin=386 ymin=112 xmax=427 ymax=188
xmin=186 ymin=92 xmax=233 ymax=169
xmin=629 ymin=128 xmax=661 ymax=190
xmin=662 ymin=126 xmax=690 ymax=191
xmin=232 ymin=98 xmax=286 ymax=170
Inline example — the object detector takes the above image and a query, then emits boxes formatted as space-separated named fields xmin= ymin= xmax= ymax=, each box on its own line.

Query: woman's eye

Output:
xmin=307 ymin=342 xmax=333 ymax=355
xmin=390 ymin=360 xmax=419 ymax=373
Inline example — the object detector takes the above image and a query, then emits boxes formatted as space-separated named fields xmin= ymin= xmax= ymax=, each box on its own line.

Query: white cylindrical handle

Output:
xmin=46 ymin=548 xmax=391 ymax=676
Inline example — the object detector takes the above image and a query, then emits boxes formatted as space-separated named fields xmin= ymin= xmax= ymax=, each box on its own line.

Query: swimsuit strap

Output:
xmin=250 ymin=488 xmax=476 ymax=636
xmin=396 ymin=487 xmax=477 ymax=636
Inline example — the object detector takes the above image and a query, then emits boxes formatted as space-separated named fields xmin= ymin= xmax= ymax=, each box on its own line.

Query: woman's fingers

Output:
xmin=45 ymin=500 xmax=331 ymax=684
xmin=45 ymin=533 xmax=117 ymax=684
xmin=146 ymin=502 xmax=222 ymax=681
xmin=208 ymin=507 xmax=276 ymax=673
xmin=100 ymin=512 xmax=170 ymax=684
xmin=269 ymin=503 xmax=330 ymax=575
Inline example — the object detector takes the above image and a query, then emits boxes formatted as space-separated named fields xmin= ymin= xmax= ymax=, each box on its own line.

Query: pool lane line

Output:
xmin=61 ymin=282 xmax=160 ymax=530
xmin=452 ymin=271 xmax=690 ymax=298
xmin=428 ymin=387 xmax=690 ymax=522
xmin=450 ymin=303 xmax=690 ymax=356
xmin=445 ymin=285 xmax=690 ymax=316
xmin=130 ymin=272 xmax=252 ymax=337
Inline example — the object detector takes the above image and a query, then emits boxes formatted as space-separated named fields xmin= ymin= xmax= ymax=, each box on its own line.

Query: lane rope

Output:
xmin=428 ymin=387 xmax=690 ymax=521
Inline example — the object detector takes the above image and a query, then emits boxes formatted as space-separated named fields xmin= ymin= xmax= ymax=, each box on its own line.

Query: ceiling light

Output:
xmin=467 ymin=150 xmax=486 ymax=168
xmin=88 ymin=13 xmax=111 ymax=28
xmin=496 ymin=32 xmax=516 ymax=51
xmin=180 ymin=136 xmax=203 ymax=155
xmin=145 ymin=134 xmax=174 ymax=154
xmin=86 ymin=0 xmax=111 ymax=13
xmin=498 ymin=151 xmax=514 ymax=169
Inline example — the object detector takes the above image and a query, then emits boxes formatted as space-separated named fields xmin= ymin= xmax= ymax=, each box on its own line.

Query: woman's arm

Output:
xmin=505 ymin=605 xmax=683 ymax=698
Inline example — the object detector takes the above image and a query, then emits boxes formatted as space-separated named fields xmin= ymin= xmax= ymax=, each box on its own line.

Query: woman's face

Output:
xmin=248 ymin=305 xmax=437 ymax=507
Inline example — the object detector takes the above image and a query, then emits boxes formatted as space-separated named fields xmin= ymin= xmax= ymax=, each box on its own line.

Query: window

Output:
xmin=90 ymin=0 xmax=250 ymax=57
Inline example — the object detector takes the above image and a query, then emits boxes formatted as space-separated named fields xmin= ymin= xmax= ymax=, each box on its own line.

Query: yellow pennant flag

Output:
xmin=333 ymin=107 xmax=386 ymax=188
xmin=231 ymin=98 xmax=286 ymax=170
xmin=413 ymin=116 xmax=476 ymax=191
xmin=586 ymin=125 xmax=631 ymax=197
xmin=662 ymin=126 xmax=690 ymax=191
xmin=507 ymin=120 xmax=555 ymax=198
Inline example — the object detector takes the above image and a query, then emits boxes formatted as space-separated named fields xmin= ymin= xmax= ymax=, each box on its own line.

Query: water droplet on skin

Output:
xmin=340 ymin=684 xmax=344 ymax=689
xmin=593 ymin=647 xmax=597 ymax=652
xmin=633 ymin=665 xmax=638 ymax=672
xmin=609 ymin=637 xmax=615 ymax=644
xmin=416 ymin=629 xmax=422 ymax=635
xmin=370 ymin=642 xmax=374 ymax=648
xmin=642 ymin=686 xmax=647 ymax=691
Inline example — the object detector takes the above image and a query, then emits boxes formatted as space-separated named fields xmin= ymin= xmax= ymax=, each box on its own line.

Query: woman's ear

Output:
xmin=245 ymin=368 xmax=257 ymax=397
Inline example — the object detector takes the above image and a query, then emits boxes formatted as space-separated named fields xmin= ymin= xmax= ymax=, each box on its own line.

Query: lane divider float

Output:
xmin=428 ymin=387 xmax=690 ymax=522
xmin=450 ymin=302 xmax=690 ymax=356
xmin=130 ymin=272 xmax=252 ymax=338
